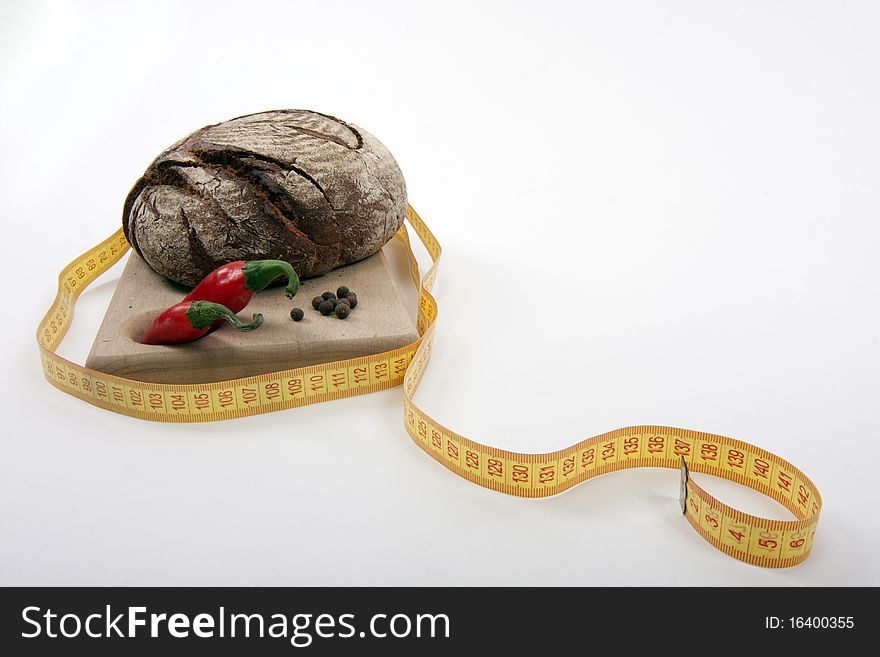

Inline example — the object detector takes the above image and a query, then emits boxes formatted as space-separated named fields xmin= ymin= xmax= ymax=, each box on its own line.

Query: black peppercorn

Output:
xmin=321 ymin=291 xmax=336 ymax=301
xmin=335 ymin=304 xmax=350 ymax=319
xmin=345 ymin=293 xmax=358 ymax=309
xmin=290 ymin=308 xmax=304 ymax=322
xmin=311 ymin=296 xmax=323 ymax=310
xmin=337 ymin=286 xmax=350 ymax=299
xmin=318 ymin=299 xmax=335 ymax=315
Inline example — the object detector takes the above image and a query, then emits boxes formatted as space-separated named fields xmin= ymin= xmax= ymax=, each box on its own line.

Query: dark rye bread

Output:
xmin=122 ymin=109 xmax=407 ymax=287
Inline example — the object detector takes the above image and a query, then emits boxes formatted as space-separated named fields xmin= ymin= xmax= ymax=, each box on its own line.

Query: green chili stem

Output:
xmin=186 ymin=301 xmax=264 ymax=331
xmin=242 ymin=259 xmax=300 ymax=298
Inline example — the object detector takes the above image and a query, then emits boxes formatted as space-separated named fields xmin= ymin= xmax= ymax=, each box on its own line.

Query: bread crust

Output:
xmin=123 ymin=109 xmax=407 ymax=286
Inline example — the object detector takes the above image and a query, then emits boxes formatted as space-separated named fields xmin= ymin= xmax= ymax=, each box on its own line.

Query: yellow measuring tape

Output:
xmin=37 ymin=205 xmax=821 ymax=567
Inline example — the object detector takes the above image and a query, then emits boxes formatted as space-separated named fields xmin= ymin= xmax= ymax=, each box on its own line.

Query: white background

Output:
xmin=1 ymin=0 xmax=878 ymax=586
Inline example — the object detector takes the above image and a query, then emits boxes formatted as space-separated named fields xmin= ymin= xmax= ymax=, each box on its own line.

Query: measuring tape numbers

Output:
xmin=36 ymin=205 xmax=822 ymax=567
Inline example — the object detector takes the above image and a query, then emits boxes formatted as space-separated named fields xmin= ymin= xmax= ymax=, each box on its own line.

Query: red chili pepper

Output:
xmin=141 ymin=301 xmax=263 ymax=345
xmin=183 ymin=260 xmax=300 ymax=313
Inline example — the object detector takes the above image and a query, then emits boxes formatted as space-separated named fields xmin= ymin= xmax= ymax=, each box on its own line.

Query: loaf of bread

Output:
xmin=122 ymin=109 xmax=407 ymax=286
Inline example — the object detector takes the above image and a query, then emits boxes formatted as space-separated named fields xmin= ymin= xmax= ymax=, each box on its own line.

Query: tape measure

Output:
xmin=37 ymin=205 xmax=821 ymax=568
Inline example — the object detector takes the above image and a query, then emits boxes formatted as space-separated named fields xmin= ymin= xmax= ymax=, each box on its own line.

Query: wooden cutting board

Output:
xmin=85 ymin=251 xmax=419 ymax=384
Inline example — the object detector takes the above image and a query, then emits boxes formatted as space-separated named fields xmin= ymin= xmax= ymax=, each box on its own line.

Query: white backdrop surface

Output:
xmin=1 ymin=0 xmax=878 ymax=585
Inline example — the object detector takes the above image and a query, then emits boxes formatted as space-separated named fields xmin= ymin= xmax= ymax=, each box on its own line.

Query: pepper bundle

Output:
xmin=141 ymin=260 xmax=300 ymax=345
